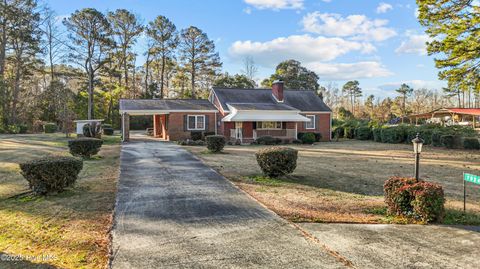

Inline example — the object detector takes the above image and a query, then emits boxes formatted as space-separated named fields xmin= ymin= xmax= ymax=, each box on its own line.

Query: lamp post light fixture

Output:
xmin=411 ymin=133 xmax=424 ymax=182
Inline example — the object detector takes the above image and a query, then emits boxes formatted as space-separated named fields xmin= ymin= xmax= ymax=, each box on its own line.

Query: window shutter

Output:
xmin=205 ymin=115 xmax=209 ymax=130
xmin=282 ymin=122 xmax=286 ymax=129
xmin=253 ymin=122 xmax=257 ymax=129
xmin=183 ymin=115 xmax=187 ymax=131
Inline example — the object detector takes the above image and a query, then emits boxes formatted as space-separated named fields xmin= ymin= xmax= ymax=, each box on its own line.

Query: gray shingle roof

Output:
xmin=119 ymin=99 xmax=217 ymax=111
xmin=213 ymin=88 xmax=331 ymax=112
xmin=227 ymin=103 xmax=298 ymax=111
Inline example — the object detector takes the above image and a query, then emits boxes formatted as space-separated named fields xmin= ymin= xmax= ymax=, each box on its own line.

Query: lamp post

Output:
xmin=411 ymin=133 xmax=424 ymax=182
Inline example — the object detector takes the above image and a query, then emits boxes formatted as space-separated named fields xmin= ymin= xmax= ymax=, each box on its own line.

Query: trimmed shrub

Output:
xmin=255 ymin=147 xmax=298 ymax=177
xmin=384 ymin=177 xmax=445 ymax=223
xmin=431 ymin=131 xmax=444 ymax=147
xmin=464 ymin=137 xmax=480 ymax=150
xmin=103 ymin=128 xmax=114 ymax=135
xmin=206 ymin=135 xmax=226 ymax=153
xmin=68 ymin=138 xmax=103 ymax=158
xmin=292 ymin=139 xmax=302 ymax=144
xmin=300 ymin=132 xmax=316 ymax=144
xmin=19 ymin=156 xmax=83 ymax=194
xmin=103 ymin=124 xmax=112 ymax=128
xmin=313 ymin=132 xmax=322 ymax=142
xmin=256 ymin=135 xmax=280 ymax=145
xmin=83 ymin=122 xmax=101 ymax=138
xmin=372 ymin=128 xmax=382 ymax=142
xmin=355 ymin=126 xmax=371 ymax=140
xmin=380 ymin=126 xmax=407 ymax=143
xmin=191 ymin=131 xmax=203 ymax=141
xmin=43 ymin=123 xmax=57 ymax=133
xmin=440 ymin=135 xmax=454 ymax=149
xmin=410 ymin=182 xmax=445 ymax=223
xmin=384 ymin=177 xmax=417 ymax=215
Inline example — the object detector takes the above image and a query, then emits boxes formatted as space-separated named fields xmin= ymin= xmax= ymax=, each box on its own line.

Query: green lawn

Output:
xmin=0 ymin=133 xmax=121 ymax=269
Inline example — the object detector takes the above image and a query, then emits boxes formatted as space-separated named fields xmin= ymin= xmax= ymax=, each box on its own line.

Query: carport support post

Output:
xmin=122 ymin=113 xmax=130 ymax=142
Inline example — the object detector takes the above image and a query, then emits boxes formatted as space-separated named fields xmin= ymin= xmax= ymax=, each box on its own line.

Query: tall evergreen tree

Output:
xmin=179 ymin=26 xmax=221 ymax=99
xmin=107 ymin=9 xmax=143 ymax=91
xmin=64 ymin=8 xmax=113 ymax=120
xmin=147 ymin=15 xmax=178 ymax=99
xmin=261 ymin=59 xmax=319 ymax=90
xmin=342 ymin=80 xmax=362 ymax=116
xmin=417 ymin=0 xmax=480 ymax=90
xmin=396 ymin=83 xmax=413 ymax=118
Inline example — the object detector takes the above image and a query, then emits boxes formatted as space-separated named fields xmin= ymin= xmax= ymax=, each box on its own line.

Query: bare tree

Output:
xmin=241 ymin=56 xmax=258 ymax=82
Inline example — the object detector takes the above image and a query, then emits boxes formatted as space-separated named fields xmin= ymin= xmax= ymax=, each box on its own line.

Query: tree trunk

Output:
xmin=160 ymin=55 xmax=165 ymax=99
xmin=88 ymin=65 xmax=94 ymax=120
xmin=191 ymin=61 xmax=196 ymax=99
xmin=11 ymin=64 xmax=21 ymax=124
xmin=123 ymin=47 xmax=129 ymax=91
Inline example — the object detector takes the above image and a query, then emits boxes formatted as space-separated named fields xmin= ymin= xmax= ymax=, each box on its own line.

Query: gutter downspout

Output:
xmin=214 ymin=112 xmax=217 ymax=135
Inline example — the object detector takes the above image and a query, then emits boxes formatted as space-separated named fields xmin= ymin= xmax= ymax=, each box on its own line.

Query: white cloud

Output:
xmin=376 ymin=2 xmax=393 ymax=14
xmin=395 ymin=32 xmax=431 ymax=55
xmin=301 ymin=12 xmax=397 ymax=41
xmin=243 ymin=7 xmax=252 ymax=14
xmin=305 ymin=61 xmax=393 ymax=80
xmin=378 ymin=80 xmax=446 ymax=91
xmin=229 ymin=34 xmax=375 ymax=66
xmin=244 ymin=0 xmax=303 ymax=10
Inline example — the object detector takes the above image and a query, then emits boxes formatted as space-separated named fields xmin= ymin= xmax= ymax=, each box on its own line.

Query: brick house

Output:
xmin=119 ymin=81 xmax=332 ymax=142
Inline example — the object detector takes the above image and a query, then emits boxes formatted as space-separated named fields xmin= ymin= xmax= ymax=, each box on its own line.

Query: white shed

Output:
xmin=73 ymin=119 xmax=104 ymax=136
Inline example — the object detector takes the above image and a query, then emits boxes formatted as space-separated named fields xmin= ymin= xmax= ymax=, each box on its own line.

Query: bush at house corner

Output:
xmin=255 ymin=147 xmax=298 ymax=178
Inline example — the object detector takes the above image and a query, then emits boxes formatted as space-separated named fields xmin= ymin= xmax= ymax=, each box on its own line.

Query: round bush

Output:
xmin=20 ymin=156 xmax=83 ymax=194
xmin=300 ymin=132 xmax=316 ymax=144
xmin=103 ymin=128 xmax=114 ymax=135
xmin=440 ymin=135 xmax=455 ymax=148
xmin=255 ymin=147 xmax=298 ymax=177
xmin=68 ymin=138 xmax=103 ymax=158
xmin=384 ymin=177 xmax=417 ymax=215
xmin=383 ymin=177 xmax=445 ymax=223
xmin=43 ymin=123 xmax=57 ymax=133
xmin=206 ymin=135 xmax=226 ymax=153
xmin=292 ymin=139 xmax=303 ymax=144
xmin=463 ymin=137 xmax=480 ymax=150
xmin=410 ymin=182 xmax=445 ymax=223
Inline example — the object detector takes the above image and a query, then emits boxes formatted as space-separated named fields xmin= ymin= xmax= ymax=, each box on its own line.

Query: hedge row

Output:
xmin=334 ymin=121 xmax=478 ymax=149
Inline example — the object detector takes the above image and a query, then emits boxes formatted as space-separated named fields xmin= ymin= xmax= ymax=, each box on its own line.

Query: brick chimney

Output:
xmin=272 ymin=80 xmax=284 ymax=102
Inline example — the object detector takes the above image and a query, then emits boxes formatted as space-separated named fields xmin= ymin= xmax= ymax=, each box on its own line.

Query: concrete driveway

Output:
xmin=300 ymin=223 xmax=480 ymax=269
xmin=110 ymin=140 xmax=345 ymax=268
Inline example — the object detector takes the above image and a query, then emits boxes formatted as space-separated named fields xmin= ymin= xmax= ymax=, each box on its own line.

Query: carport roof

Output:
xmin=119 ymin=99 xmax=217 ymax=114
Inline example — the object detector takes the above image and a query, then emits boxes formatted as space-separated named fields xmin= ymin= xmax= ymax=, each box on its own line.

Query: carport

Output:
xmin=119 ymin=99 xmax=218 ymax=142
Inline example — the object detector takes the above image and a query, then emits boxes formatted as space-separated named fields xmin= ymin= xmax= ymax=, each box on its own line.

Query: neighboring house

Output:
xmin=119 ymin=81 xmax=332 ymax=142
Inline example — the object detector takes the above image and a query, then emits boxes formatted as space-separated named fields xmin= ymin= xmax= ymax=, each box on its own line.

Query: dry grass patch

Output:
xmin=0 ymin=134 xmax=121 ymax=269
xmin=187 ymin=140 xmax=480 ymax=224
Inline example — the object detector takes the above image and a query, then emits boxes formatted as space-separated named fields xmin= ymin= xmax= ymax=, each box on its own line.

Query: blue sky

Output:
xmin=48 ymin=0 xmax=444 ymax=97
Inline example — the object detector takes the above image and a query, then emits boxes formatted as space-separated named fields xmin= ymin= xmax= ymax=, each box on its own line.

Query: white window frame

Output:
xmin=256 ymin=121 xmax=282 ymax=130
xmin=187 ymin=115 xmax=206 ymax=130
xmin=305 ymin=115 xmax=316 ymax=130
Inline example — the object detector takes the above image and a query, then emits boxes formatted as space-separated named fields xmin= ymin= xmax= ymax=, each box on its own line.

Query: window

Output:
xmin=257 ymin=121 xmax=282 ymax=129
xmin=187 ymin=115 xmax=205 ymax=130
xmin=305 ymin=115 xmax=315 ymax=129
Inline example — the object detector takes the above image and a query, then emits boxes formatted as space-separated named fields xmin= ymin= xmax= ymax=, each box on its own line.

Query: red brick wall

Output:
xmin=167 ymin=112 xmax=217 ymax=141
xmin=297 ymin=113 xmax=331 ymax=141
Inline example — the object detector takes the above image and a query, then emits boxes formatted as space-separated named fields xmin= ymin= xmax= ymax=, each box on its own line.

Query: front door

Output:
xmin=235 ymin=122 xmax=243 ymax=141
